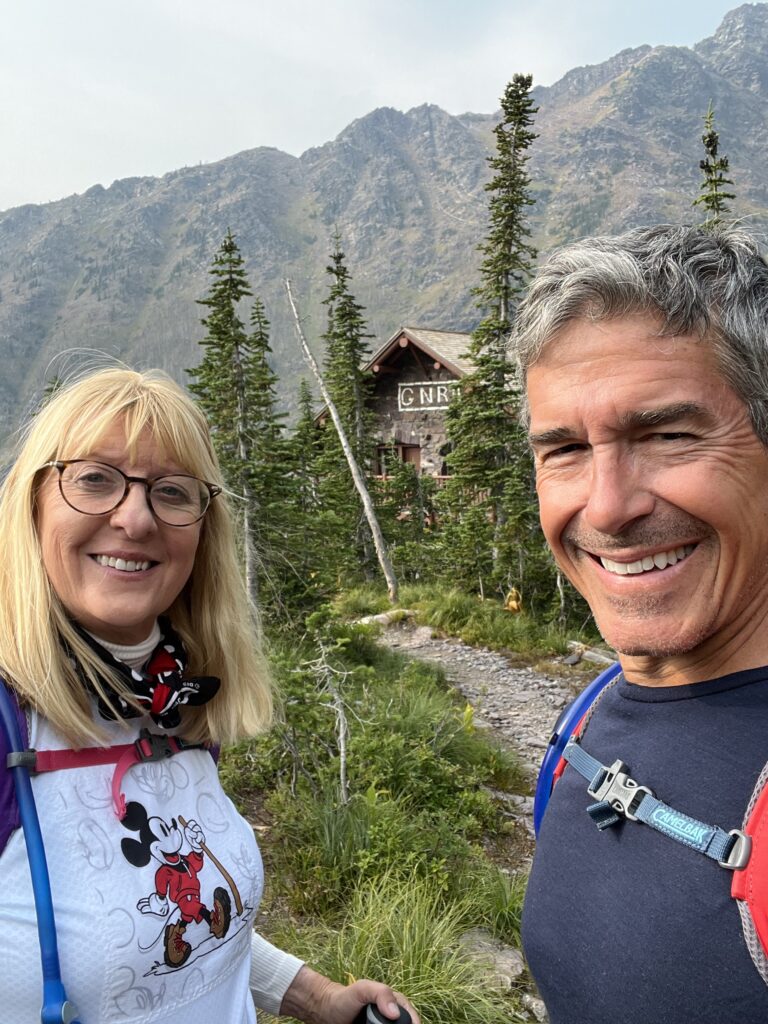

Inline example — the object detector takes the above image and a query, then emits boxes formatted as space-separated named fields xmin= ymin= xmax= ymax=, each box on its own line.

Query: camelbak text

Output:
xmin=650 ymin=807 xmax=711 ymax=846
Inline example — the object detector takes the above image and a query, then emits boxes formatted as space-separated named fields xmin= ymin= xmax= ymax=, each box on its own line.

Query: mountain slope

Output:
xmin=0 ymin=3 xmax=766 ymax=439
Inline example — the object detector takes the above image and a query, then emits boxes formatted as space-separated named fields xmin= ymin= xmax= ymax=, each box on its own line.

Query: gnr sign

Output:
xmin=398 ymin=381 xmax=455 ymax=412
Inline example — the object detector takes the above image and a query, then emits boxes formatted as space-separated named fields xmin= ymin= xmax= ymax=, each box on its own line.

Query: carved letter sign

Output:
xmin=398 ymin=380 xmax=456 ymax=412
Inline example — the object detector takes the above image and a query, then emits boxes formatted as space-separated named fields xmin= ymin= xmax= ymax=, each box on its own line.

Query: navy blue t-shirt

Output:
xmin=522 ymin=668 xmax=768 ymax=1024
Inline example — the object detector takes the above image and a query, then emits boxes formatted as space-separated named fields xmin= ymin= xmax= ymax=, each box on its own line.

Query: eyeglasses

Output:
xmin=43 ymin=460 xmax=222 ymax=527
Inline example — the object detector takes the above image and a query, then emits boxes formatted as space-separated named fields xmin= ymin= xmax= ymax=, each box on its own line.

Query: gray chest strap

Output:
xmin=562 ymin=736 xmax=751 ymax=871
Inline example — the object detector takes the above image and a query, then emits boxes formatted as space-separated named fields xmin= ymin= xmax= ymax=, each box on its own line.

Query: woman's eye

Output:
xmin=153 ymin=482 xmax=193 ymax=504
xmin=74 ymin=470 xmax=112 ymax=487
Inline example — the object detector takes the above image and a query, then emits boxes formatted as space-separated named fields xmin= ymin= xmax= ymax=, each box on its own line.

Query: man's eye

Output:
xmin=545 ymin=443 xmax=585 ymax=459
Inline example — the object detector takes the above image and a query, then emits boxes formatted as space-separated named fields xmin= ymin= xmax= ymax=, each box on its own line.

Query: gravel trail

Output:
xmin=379 ymin=621 xmax=595 ymax=831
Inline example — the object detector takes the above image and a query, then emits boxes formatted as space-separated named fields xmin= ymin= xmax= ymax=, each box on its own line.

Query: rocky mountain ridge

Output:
xmin=0 ymin=3 xmax=766 ymax=440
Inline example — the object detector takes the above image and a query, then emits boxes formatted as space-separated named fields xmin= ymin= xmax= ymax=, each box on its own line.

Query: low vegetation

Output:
xmin=219 ymin=607 xmax=534 ymax=1022
xmin=332 ymin=583 xmax=598 ymax=655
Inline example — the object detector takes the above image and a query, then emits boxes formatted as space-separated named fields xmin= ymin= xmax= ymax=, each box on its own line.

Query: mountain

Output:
xmin=0 ymin=3 xmax=766 ymax=441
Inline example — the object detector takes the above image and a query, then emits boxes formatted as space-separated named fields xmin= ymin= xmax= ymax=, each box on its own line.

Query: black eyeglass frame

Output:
xmin=42 ymin=460 xmax=222 ymax=527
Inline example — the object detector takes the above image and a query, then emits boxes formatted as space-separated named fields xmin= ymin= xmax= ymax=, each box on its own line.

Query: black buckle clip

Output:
xmin=134 ymin=729 xmax=175 ymax=763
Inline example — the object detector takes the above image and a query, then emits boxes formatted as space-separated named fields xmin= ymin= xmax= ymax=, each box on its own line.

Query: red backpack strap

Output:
xmin=732 ymin=765 xmax=768 ymax=984
xmin=551 ymin=712 xmax=590 ymax=785
xmin=22 ymin=728 xmax=210 ymax=820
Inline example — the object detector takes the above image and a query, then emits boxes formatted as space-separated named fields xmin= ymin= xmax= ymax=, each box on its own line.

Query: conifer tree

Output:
xmin=693 ymin=101 xmax=735 ymax=227
xmin=438 ymin=75 xmax=547 ymax=604
xmin=291 ymin=378 xmax=321 ymax=521
xmin=285 ymin=278 xmax=398 ymax=601
xmin=282 ymin=378 xmax=326 ymax=606
xmin=321 ymin=238 xmax=374 ymax=463
xmin=313 ymin=239 xmax=377 ymax=584
xmin=188 ymin=230 xmax=287 ymax=608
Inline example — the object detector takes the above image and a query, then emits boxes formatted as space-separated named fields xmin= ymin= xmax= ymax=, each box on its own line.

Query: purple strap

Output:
xmin=0 ymin=682 xmax=26 ymax=855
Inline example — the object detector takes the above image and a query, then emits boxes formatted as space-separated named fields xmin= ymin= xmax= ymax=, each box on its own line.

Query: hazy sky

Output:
xmin=0 ymin=0 xmax=745 ymax=212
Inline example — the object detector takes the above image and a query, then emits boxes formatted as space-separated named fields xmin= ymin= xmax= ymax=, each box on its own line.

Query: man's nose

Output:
xmin=583 ymin=449 xmax=655 ymax=536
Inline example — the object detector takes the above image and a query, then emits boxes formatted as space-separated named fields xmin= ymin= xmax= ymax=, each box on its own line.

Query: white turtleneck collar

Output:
xmin=85 ymin=620 xmax=162 ymax=670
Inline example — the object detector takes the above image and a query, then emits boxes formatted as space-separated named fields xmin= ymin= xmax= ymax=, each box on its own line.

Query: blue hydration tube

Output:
xmin=533 ymin=661 xmax=622 ymax=837
xmin=0 ymin=685 xmax=81 ymax=1024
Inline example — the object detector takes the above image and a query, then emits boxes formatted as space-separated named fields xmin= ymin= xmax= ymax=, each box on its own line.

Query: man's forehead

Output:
xmin=524 ymin=315 xmax=740 ymax=435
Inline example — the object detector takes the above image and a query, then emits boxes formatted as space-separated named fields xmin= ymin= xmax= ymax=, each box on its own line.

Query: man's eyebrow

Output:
xmin=616 ymin=402 xmax=713 ymax=430
xmin=528 ymin=402 xmax=713 ymax=449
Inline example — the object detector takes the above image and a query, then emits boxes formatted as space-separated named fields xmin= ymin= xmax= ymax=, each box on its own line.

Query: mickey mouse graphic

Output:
xmin=121 ymin=801 xmax=233 ymax=968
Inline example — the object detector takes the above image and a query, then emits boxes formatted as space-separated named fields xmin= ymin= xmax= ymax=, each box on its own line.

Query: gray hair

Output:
xmin=512 ymin=224 xmax=768 ymax=442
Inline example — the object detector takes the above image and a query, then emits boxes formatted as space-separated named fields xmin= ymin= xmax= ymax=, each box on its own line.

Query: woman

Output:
xmin=0 ymin=368 xmax=417 ymax=1024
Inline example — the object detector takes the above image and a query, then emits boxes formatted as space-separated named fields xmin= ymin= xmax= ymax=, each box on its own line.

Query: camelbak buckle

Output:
xmin=588 ymin=758 xmax=653 ymax=821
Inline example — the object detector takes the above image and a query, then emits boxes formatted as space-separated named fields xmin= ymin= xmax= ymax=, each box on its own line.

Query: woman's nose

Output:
xmin=108 ymin=481 xmax=158 ymax=535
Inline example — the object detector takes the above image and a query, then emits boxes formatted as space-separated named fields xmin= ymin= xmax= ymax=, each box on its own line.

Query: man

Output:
xmin=516 ymin=224 xmax=768 ymax=1023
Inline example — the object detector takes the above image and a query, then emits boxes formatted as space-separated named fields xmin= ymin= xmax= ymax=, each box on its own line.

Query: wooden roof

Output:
xmin=366 ymin=326 xmax=473 ymax=378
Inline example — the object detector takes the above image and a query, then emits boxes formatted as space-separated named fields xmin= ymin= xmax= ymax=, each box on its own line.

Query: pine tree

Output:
xmin=242 ymin=297 xmax=294 ymax=611
xmin=281 ymin=378 xmax=326 ymax=607
xmin=187 ymin=230 xmax=287 ymax=608
xmin=313 ymin=239 xmax=377 ymax=586
xmin=438 ymin=74 xmax=549 ymax=606
xmin=693 ymin=101 xmax=735 ymax=227
xmin=290 ymin=378 xmax=320 ymax=523
xmin=321 ymin=239 xmax=374 ymax=464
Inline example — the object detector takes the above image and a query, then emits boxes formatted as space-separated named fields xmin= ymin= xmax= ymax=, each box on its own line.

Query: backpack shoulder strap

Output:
xmin=0 ymin=680 xmax=27 ymax=855
xmin=533 ymin=661 xmax=622 ymax=836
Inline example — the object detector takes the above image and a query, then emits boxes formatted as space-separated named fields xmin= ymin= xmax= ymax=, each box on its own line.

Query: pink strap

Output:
xmin=32 ymin=732 xmax=189 ymax=820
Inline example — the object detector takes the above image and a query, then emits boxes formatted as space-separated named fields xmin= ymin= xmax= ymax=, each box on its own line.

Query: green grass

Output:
xmin=337 ymin=581 xmax=596 ymax=655
xmin=266 ymin=870 xmax=528 ymax=1024
xmin=331 ymin=584 xmax=393 ymax=618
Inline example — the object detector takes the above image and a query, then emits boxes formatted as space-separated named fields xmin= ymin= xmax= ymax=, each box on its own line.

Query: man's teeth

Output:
xmin=600 ymin=544 xmax=695 ymax=576
xmin=94 ymin=555 xmax=151 ymax=572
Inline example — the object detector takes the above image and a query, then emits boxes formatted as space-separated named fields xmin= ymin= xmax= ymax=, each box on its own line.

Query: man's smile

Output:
xmin=590 ymin=543 xmax=696 ymax=576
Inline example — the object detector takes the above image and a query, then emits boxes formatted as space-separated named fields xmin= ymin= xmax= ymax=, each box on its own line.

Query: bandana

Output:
xmin=72 ymin=616 xmax=220 ymax=729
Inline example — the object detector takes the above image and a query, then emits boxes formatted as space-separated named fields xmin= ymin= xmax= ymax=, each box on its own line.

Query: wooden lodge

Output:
xmin=366 ymin=326 xmax=471 ymax=480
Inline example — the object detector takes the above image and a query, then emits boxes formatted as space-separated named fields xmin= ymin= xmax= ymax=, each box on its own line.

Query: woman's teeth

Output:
xmin=94 ymin=555 xmax=151 ymax=572
xmin=600 ymin=544 xmax=695 ymax=576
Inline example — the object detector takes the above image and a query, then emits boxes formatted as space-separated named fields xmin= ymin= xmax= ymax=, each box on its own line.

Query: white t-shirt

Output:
xmin=0 ymin=707 xmax=302 ymax=1023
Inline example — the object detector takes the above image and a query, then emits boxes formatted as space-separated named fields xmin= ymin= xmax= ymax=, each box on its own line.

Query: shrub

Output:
xmin=266 ymin=787 xmax=466 ymax=915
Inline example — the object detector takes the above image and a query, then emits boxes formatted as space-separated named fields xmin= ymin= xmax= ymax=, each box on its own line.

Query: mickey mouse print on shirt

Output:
xmin=120 ymin=800 xmax=251 ymax=973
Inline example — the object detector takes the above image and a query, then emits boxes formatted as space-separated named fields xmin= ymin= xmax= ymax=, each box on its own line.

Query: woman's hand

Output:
xmin=279 ymin=965 xmax=420 ymax=1024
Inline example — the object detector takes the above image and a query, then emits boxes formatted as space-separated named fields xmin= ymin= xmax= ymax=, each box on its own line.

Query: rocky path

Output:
xmin=381 ymin=621 xmax=586 ymax=774
xmin=379 ymin=621 xmax=595 ymax=833
xmin=378 ymin=620 xmax=600 ymax=1022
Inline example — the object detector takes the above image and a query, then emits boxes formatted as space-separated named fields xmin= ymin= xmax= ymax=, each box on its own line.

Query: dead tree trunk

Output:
xmin=285 ymin=279 xmax=399 ymax=604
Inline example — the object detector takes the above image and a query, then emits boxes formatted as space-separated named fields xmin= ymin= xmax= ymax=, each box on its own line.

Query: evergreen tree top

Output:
xmin=693 ymin=100 xmax=735 ymax=227
xmin=473 ymin=73 xmax=538 ymax=349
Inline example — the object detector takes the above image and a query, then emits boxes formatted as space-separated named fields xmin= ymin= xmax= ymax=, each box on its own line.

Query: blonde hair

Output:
xmin=0 ymin=368 xmax=273 ymax=746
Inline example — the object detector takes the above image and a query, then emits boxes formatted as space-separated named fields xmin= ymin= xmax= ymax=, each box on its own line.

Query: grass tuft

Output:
xmin=269 ymin=870 xmax=528 ymax=1024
